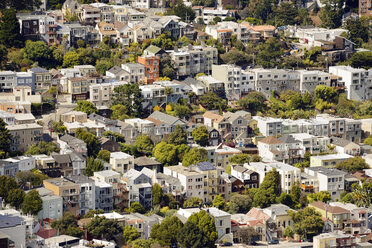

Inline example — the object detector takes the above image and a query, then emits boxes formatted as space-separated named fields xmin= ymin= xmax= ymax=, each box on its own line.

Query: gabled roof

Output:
xmin=148 ymin=111 xmax=185 ymax=126
xmin=59 ymin=134 xmax=85 ymax=145
xmin=134 ymin=156 xmax=161 ymax=166
xmin=52 ymin=154 xmax=71 ymax=164
xmin=279 ymin=135 xmax=299 ymax=144
xmin=310 ymin=201 xmax=349 ymax=214
xmin=28 ymin=67 xmax=49 ymax=73
xmin=203 ymin=111 xmax=224 ymax=123
xmin=331 ymin=136 xmax=357 ymax=148
xmin=259 ymin=136 xmax=282 ymax=145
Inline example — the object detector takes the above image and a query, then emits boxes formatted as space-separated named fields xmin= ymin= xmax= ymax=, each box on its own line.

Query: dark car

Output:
xmin=221 ymin=242 xmax=233 ymax=247
xmin=268 ymin=239 xmax=279 ymax=244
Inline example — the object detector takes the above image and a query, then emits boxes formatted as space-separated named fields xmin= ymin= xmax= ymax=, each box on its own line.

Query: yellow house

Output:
xmin=310 ymin=201 xmax=350 ymax=229
xmin=313 ymin=233 xmax=337 ymax=248
xmin=191 ymin=162 xmax=220 ymax=203
xmin=263 ymin=204 xmax=295 ymax=237
xmin=310 ymin=154 xmax=353 ymax=168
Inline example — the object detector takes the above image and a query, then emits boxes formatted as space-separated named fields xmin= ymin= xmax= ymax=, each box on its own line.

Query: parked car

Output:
xmin=268 ymin=239 xmax=279 ymax=244
xmin=221 ymin=242 xmax=233 ymax=247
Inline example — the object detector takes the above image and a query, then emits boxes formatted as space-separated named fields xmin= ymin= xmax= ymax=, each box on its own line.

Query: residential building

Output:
xmin=134 ymin=156 xmax=163 ymax=173
xmin=305 ymin=167 xmax=347 ymax=200
xmin=0 ymin=214 xmax=26 ymax=248
xmin=252 ymin=116 xmax=283 ymax=137
xmin=190 ymin=162 xmax=221 ymax=203
xmin=245 ymin=208 xmax=276 ymax=241
xmin=329 ymin=66 xmax=372 ymax=101
xmin=123 ymin=168 xmax=153 ymax=209
xmin=122 ymin=213 xmax=163 ymax=240
xmin=247 ymin=161 xmax=301 ymax=193
xmin=154 ymin=172 xmax=183 ymax=198
xmin=359 ymin=0 xmax=372 ymax=16
xmin=91 ymin=179 xmax=113 ymax=213
xmin=343 ymin=118 xmax=362 ymax=143
xmin=138 ymin=55 xmax=160 ymax=84
xmin=214 ymin=144 xmax=241 ymax=169
xmin=34 ymin=187 xmax=63 ymax=221
xmin=110 ymin=152 xmax=134 ymax=174
xmin=230 ymin=164 xmax=260 ymax=189
xmin=58 ymin=134 xmax=88 ymax=156
xmin=164 ymin=165 xmax=204 ymax=201
xmin=121 ymin=63 xmax=145 ymax=83
xmin=310 ymin=153 xmax=353 ymax=167
xmin=168 ymin=45 xmax=218 ymax=78
xmin=316 ymin=114 xmax=346 ymax=138
xmin=263 ymin=204 xmax=294 ymax=237
xmin=89 ymin=81 xmax=127 ymax=107
xmin=331 ymin=137 xmax=361 ymax=156
xmin=0 ymin=155 xmax=36 ymax=173
xmin=27 ymin=67 xmax=52 ymax=90
xmin=43 ymin=177 xmax=80 ymax=216
xmin=298 ymin=70 xmax=332 ymax=93
xmin=310 ymin=201 xmax=350 ymax=230
xmin=0 ymin=71 xmax=16 ymax=92
xmin=92 ymin=170 xmax=126 ymax=207
xmin=313 ymin=231 xmax=356 ymax=248
xmin=67 ymin=175 xmax=96 ymax=216
xmin=61 ymin=111 xmax=87 ymax=123
xmin=7 ymin=123 xmax=43 ymax=152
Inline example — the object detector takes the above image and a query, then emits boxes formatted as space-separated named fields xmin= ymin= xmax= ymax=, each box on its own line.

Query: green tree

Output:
xmin=123 ymin=226 xmax=140 ymax=244
xmin=236 ymin=227 xmax=258 ymax=244
xmin=103 ymin=131 xmax=125 ymax=143
xmin=86 ymin=216 xmax=122 ymax=241
xmin=314 ymin=85 xmax=338 ymax=103
xmin=131 ymin=239 xmax=153 ymax=248
xmin=345 ymin=18 xmax=369 ymax=45
xmin=16 ymin=171 xmax=47 ymax=188
xmin=75 ymin=128 xmax=100 ymax=157
xmin=0 ymin=176 xmax=17 ymax=203
xmin=177 ymin=221 xmax=208 ymax=248
xmin=349 ymin=51 xmax=372 ymax=69
xmin=63 ymin=51 xmax=81 ymax=68
xmin=364 ymin=134 xmax=372 ymax=146
xmin=82 ymin=209 xmax=104 ymax=218
xmin=277 ymin=192 xmax=295 ymax=208
xmin=220 ymin=49 xmax=251 ymax=66
xmin=188 ymin=210 xmax=218 ymax=247
xmin=7 ymin=188 xmax=25 ymax=209
xmin=97 ymin=150 xmax=110 ymax=162
xmin=74 ymin=100 xmax=98 ymax=115
xmin=110 ymin=104 xmax=129 ymax=121
xmin=336 ymin=156 xmax=369 ymax=173
xmin=51 ymin=212 xmax=83 ymax=238
xmin=256 ymin=38 xmax=284 ymax=68
xmin=253 ymin=169 xmax=280 ymax=208
xmin=129 ymin=201 xmax=145 ymax=213
xmin=229 ymin=154 xmax=257 ymax=164
xmin=24 ymin=41 xmax=51 ymax=67
xmin=153 ymin=141 xmax=179 ymax=166
xmin=274 ymin=3 xmax=298 ymax=26
xmin=192 ymin=126 xmax=209 ymax=146
xmin=174 ymin=104 xmax=191 ymax=119
xmin=238 ymin=92 xmax=266 ymax=114
xmin=199 ymin=92 xmax=227 ymax=110
xmin=153 ymin=183 xmax=164 ymax=206
xmin=320 ymin=0 xmax=344 ymax=28
xmin=350 ymin=180 xmax=372 ymax=207
xmin=166 ymin=2 xmax=196 ymax=22
xmin=22 ymin=190 xmax=42 ymax=215
xmin=164 ymin=86 xmax=174 ymax=105
xmin=182 ymin=147 xmax=208 ymax=167
xmin=168 ymin=125 xmax=187 ymax=145
xmin=284 ymin=226 xmax=294 ymax=238
xmin=229 ymin=193 xmax=253 ymax=214
xmin=289 ymin=207 xmax=324 ymax=237
xmin=135 ymin=135 xmax=154 ymax=156
xmin=0 ymin=9 xmax=23 ymax=48
xmin=25 ymin=141 xmax=60 ymax=155
xmin=112 ymin=84 xmax=143 ymax=117
xmin=51 ymin=119 xmax=67 ymax=134
xmin=151 ymin=216 xmax=183 ymax=246
xmin=335 ymin=95 xmax=355 ymax=117
xmin=0 ymin=118 xmax=11 ymax=157
xmin=85 ymin=157 xmax=105 ymax=177
xmin=183 ymin=197 xmax=203 ymax=208
xmin=307 ymin=191 xmax=332 ymax=203
xmin=212 ymin=194 xmax=225 ymax=210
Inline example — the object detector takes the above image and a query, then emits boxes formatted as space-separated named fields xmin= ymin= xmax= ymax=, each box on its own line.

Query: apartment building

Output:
xmin=92 ymin=170 xmax=126 ymax=207
xmin=168 ymin=45 xmax=218 ymax=78
xmin=316 ymin=114 xmax=346 ymax=138
xmin=305 ymin=167 xmax=346 ymax=200
xmin=214 ymin=144 xmax=241 ymax=169
xmin=0 ymin=71 xmax=16 ymax=92
xmin=252 ymin=116 xmax=283 ymax=137
xmin=298 ymin=70 xmax=332 ymax=93
xmin=28 ymin=67 xmax=52 ymax=90
xmin=121 ymin=63 xmax=145 ymax=83
xmin=110 ymin=152 xmax=134 ymax=174
xmin=89 ymin=81 xmax=127 ymax=107
xmin=313 ymin=231 xmax=356 ymax=248
xmin=7 ymin=123 xmax=43 ymax=152
xmin=310 ymin=153 xmax=353 ymax=167
xmin=359 ymin=0 xmax=372 ymax=16
xmin=310 ymin=201 xmax=350 ymax=230
xmin=58 ymin=134 xmax=88 ymax=156
xmin=329 ymin=66 xmax=372 ymax=101
xmin=91 ymin=179 xmax=113 ymax=213
xmin=123 ymin=168 xmax=153 ymax=209
xmin=43 ymin=177 xmax=80 ymax=216
xmin=67 ymin=175 xmax=95 ymax=216
xmin=34 ymin=187 xmax=63 ymax=221
xmin=206 ymin=21 xmax=250 ymax=45
xmin=190 ymin=162 xmax=220 ymax=203
xmin=164 ymin=165 xmax=204 ymax=201
xmin=212 ymin=64 xmax=255 ymax=98
xmin=247 ymin=161 xmax=301 ymax=194
xmin=139 ymin=84 xmax=166 ymax=108
xmin=137 ymin=56 xmax=160 ymax=84
xmin=263 ymin=204 xmax=294 ymax=238
xmin=66 ymin=77 xmax=90 ymax=101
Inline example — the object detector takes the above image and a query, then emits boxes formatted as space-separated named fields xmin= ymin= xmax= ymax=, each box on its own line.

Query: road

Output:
xmin=217 ymin=241 xmax=313 ymax=248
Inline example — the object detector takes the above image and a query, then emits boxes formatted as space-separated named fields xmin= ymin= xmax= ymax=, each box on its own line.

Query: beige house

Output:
xmin=8 ymin=123 xmax=43 ymax=152
xmin=310 ymin=154 xmax=353 ymax=167
xmin=263 ymin=204 xmax=294 ymax=238
xmin=61 ymin=111 xmax=87 ymax=123
xmin=109 ymin=152 xmax=135 ymax=174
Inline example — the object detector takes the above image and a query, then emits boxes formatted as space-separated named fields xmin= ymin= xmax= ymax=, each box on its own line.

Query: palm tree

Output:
xmin=164 ymin=86 xmax=174 ymax=105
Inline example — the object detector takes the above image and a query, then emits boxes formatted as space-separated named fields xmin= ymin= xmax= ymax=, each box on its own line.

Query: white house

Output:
xmin=110 ymin=151 xmax=135 ymax=174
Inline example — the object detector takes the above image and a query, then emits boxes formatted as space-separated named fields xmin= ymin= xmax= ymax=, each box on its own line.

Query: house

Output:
xmin=110 ymin=152 xmax=134 ymax=174
xmin=310 ymin=201 xmax=350 ymax=230
xmin=313 ymin=231 xmax=356 ymax=248
xmin=252 ymin=116 xmax=282 ymax=137
xmin=58 ymin=134 xmax=88 ymax=156
xmin=176 ymin=207 xmax=233 ymax=243
xmin=89 ymin=81 xmax=127 ymax=107
xmin=121 ymin=63 xmax=145 ymax=83
xmin=61 ymin=111 xmax=87 ymax=123
xmin=343 ymin=118 xmax=362 ymax=143
xmin=305 ymin=167 xmax=346 ymax=200
xmin=92 ymin=170 xmax=126 ymax=207
xmin=331 ymin=137 xmax=361 ymax=156
xmin=66 ymin=175 xmax=96 ymax=216
xmin=43 ymin=177 xmax=80 ymax=216
xmin=0 ymin=214 xmax=26 ymax=248
xmin=91 ymin=179 xmax=113 ymax=213
xmin=153 ymin=172 xmax=182 ymax=198
xmin=134 ymin=156 xmax=163 ymax=173
xmin=123 ymin=168 xmax=153 ymax=209
xmin=214 ymin=144 xmax=241 ymax=169
xmin=164 ymin=165 xmax=204 ymax=201
xmin=122 ymin=213 xmax=163 ymax=240
xmin=137 ymin=55 xmax=160 ymax=84
xmin=263 ymin=204 xmax=295 ymax=238
xmin=230 ymin=165 xmax=259 ymax=189
xmin=33 ymin=187 xmax=63 ymax=221
xmin=7 ymin=123 xmax=43 ymax=153
xmin=246 ymin=208 xmax=276 ymax=242
xmin=99 ymin=137 xmax=121 ymax=152
xmin=247 ymin=161 xmax=301 ymax=194
xmin=27 ymin=67 xmax=52 ymax=90
xmin=143 ymin=45 xmax=166 ymax=58
xmin=310 ymin=154 xmax=353 ymax=168
xmin=147 ymin=111 xmax=186 ymax=137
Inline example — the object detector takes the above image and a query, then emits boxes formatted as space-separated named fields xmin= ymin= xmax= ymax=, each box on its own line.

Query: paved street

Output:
xmin=217 ymin=241 xmax=313 ymax=248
